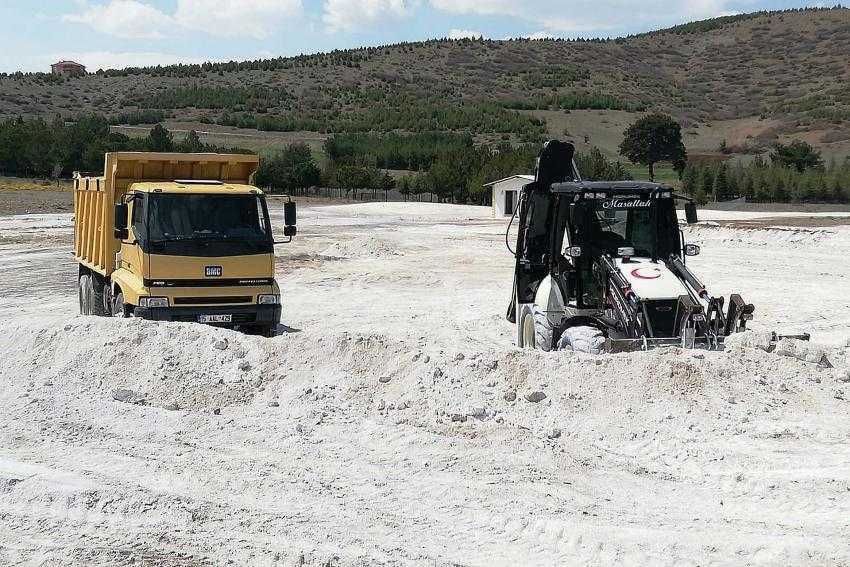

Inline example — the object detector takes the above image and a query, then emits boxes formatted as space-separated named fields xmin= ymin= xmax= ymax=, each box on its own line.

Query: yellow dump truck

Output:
xmin=74 ymin=152 xmax=296 ymax=335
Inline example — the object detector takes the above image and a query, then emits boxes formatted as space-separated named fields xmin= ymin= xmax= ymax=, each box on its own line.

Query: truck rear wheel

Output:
xmin=78 ymin=274 xmax=91 ymax=315
xmin=79 ymin=272 xmax=108 ymax=317
xmin=89 ymin=274 xmax=108 ymax=317
xmin=558 ymin=326 xmax=606 ymax=354
xmin=521 ymin=305 xmax=553 ymax=351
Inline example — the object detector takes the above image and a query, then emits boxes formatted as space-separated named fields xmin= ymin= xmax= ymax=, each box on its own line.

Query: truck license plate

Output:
xmin=199 ymin=314 xmax=232 ymax=323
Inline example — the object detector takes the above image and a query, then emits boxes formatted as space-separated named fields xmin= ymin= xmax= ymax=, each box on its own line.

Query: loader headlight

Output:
xmin=139 ymin=296 xmax=169 ymax=308
xmin=258 ymin=294 xmax=280 ymax=305
xmin=684 ymin=244 xmax=701 ymax=257
xmin=566 ymin=246 xmax=582 ymax=258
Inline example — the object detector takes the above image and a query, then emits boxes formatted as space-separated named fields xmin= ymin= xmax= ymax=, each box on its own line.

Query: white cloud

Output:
xmin=429 ymin=0 xmax=735 ymax=34
xmin=526 ymin=30 xmax=557 ymax=39
xmin=322 ymin=0 xmax=413 ymax=33
xmin=448 ymin=28 xmax=483 ymax=39
xmin=63 ymin=0 xmax=303 ymax=40
xmin=62 ymin=0 xmax=173 ymax=39
xmin=174 ymin=0 xmax=302 ymax=39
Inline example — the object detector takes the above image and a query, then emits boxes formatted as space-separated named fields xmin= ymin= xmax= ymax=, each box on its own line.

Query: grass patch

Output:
xmin=624 ymin=163 xmax=681 ymax=185
xmin=0 ymin=178 xmax=73 ymax=192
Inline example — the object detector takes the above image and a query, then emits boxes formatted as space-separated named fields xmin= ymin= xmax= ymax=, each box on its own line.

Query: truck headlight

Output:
xmin=139 ymin=297 xmax=169 ymax=308
xmin=258 ymin=294 xmax=280 ymax=305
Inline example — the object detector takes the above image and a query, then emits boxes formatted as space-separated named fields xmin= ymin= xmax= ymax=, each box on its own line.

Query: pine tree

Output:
xmin=681 ymin=163 xmax=698 ymax=196
xmin=712 ymin=164 xmax=728 ymax=201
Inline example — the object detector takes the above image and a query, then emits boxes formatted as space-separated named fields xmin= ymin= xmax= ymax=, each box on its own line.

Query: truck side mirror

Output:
xmin=274 ymin=201 xmax=297 ymax=243
xmin=685 ymin=202 xmax=698 ymax=224
xmin=284 ymin=201 xmax=297 ymax=227
xmin=114 ymin=202 xmax=128 ymax=240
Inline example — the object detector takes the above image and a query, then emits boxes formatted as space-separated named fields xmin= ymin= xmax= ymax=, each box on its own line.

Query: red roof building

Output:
xmin=51 ymin=61 xmax=86 ymax=77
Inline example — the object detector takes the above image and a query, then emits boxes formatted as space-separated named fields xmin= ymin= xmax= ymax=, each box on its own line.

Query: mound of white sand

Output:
xmin=321 ymin=235 xmax=403 ymax=259
xmin=1 ymin=318 xmax=849 ymax=565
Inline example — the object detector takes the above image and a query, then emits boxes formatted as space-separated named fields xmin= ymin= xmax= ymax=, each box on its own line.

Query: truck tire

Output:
xmin=112 ymin=291 xmax=128 ymax=318
xmin=244 ymin=324 xmax=276 ymax=338
xmin=78 ymin=274 xmax=91 ymax=315
xmin=258 ymin=325 xmax=276 ymax=338
xmin=89 ymin=275 xmax=109 ymax=317
xmin=521 ymin=305 xmax=553 ymax=351
xmin=558 ymin=326 xmax=606 ymax=354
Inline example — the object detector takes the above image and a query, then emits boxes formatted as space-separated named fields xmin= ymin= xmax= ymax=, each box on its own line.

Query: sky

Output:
xmin=0 ymin=0 xmax=833 ymax=73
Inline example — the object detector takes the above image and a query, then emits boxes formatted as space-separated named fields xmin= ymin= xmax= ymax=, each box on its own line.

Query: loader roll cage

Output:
xmin=512 ymin=181 xmax=686 ymax=312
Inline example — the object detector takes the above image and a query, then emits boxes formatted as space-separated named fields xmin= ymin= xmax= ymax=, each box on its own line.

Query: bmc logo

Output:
xmin=205 ymin=266 xmax=223 ymax=277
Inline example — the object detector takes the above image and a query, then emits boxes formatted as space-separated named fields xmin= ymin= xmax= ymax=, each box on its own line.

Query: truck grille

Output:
xmin=172 ymin=296 xmax=252 ymax=306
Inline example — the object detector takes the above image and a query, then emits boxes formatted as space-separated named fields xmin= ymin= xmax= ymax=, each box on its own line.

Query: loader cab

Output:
xmin=562 ymin=186 xmax=682 ymax=263
xmin=553 ymin=183 xmax=682 ymax=310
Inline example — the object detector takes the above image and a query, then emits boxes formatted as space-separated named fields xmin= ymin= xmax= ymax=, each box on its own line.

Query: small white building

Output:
xmin=485 ymin=174 xmax=534 ymax=217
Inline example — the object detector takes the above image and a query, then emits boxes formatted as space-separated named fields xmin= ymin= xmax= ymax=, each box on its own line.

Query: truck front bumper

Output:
xmin=133 ymin=304 xmax=281 ymax=327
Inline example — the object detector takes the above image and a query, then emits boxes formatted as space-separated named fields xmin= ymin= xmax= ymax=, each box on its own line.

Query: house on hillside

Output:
xmin=51 ymin=61 xmax=86 ymax=77
xmin=484 ymin=174 xmax=534 ymax=217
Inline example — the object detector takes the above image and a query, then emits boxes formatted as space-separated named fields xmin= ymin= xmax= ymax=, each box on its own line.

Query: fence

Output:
xmin=264 ymin=186 xmax=442 ymax=203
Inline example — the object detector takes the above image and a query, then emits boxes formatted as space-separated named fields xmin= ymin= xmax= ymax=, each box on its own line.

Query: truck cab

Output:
xmin=75 ymin=153 xmax=296 ymax=336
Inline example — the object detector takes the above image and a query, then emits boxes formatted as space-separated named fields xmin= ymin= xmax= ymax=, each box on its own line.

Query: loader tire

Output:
xmin=558 ymin=326 xmax=606 ymax=355
xmin=78 ymin=273 xmax=92 ymax=315
xmin=521 ymin=305 xmax=554 ymax=351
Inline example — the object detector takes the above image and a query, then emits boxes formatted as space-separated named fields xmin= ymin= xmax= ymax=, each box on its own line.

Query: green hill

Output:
xmin=1 ymin=7 xmax=849 ymax=158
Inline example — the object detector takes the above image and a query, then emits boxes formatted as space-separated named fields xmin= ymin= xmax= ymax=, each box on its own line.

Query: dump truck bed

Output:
xmin=73 ymin=152 xmax=259 ymax=277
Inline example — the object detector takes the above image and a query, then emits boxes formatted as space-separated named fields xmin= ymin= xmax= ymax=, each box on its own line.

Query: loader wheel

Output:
xmin=521 ymin=305 xmax=554 ymax=351
xmin=558 ymin=326 xmax=606 ymax=355
xmin=78 ymin=274 xmax=91 ymax=315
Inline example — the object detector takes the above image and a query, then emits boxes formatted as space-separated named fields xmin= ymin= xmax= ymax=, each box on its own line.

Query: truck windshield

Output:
xmin=571 ymin=198 xmax=680 ymax=259
xmin=145 ymin=194 xmax=272 ymax=256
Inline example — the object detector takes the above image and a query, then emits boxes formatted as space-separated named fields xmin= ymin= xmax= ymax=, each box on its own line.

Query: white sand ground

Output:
xmin=1 ymin=202 xmax=849 ymax=566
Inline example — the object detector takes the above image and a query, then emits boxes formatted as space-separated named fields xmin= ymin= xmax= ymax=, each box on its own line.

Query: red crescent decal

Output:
xmin=631 ymin=267 xmax=662 ymax=280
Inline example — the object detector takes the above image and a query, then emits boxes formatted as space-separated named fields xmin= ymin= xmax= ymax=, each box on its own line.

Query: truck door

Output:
xmin=121 ymin=194 xmax=147 ymax=278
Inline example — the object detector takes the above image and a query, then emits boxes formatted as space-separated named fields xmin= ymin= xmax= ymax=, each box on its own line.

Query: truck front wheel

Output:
xmin=244 ymin=324 xmax=276 ymax=338
xmin=111 ymin=291 xmax=129 ymax=318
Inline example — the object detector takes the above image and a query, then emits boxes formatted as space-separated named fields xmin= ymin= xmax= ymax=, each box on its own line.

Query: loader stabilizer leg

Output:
xmin=724 ymin=294 xmax=755 ymax=335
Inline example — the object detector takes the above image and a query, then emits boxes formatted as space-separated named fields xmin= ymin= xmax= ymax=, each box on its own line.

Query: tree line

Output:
xmin=502 ymin=92 xmax=645 ymax=112
xmin=682 ymin=155 xmax=850 ymax=204
xmin=323 ymin=133 xmax=474 ymax=171
xmin=125 ymin=85 xmax=292 ymax=113
xmin=205 ymin=99 xmax=545 ymax=139
xmin=4 ymin=114 xmax=848 ymax=206
xmin=0 ymin=115 xmax=246 ymax=177
xmin=258 ymin=136 xmax=632 ymax=205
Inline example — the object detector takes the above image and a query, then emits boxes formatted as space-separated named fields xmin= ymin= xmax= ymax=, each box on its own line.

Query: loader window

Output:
xmin=573 ymin=198 xmax=679 ymax=259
